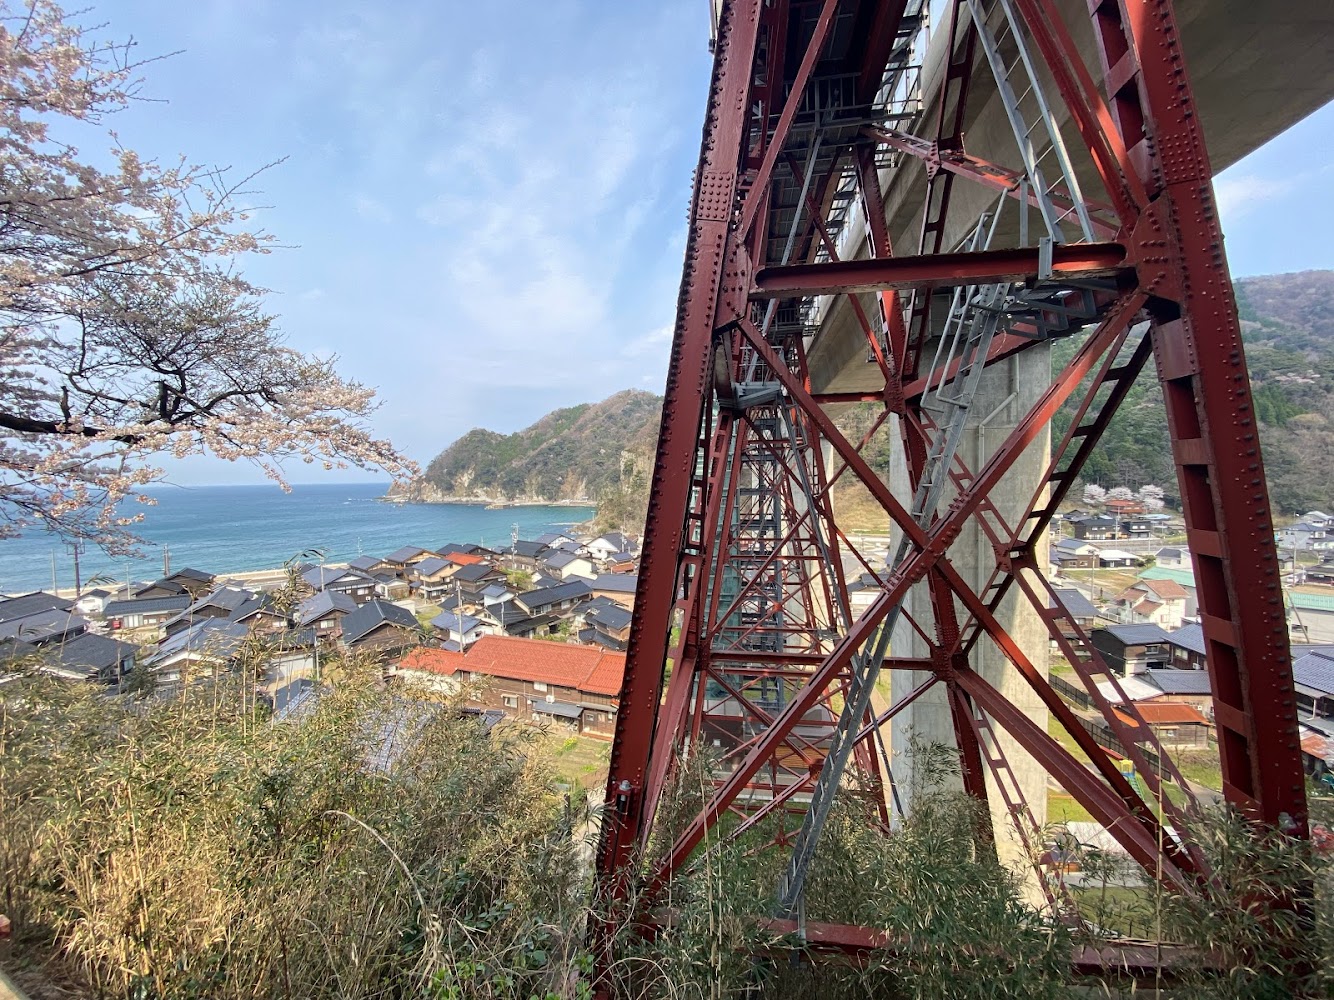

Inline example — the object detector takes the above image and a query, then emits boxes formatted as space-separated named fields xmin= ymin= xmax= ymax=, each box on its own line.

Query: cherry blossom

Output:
xmin=0 ymin=1 xmax=415 ymax=551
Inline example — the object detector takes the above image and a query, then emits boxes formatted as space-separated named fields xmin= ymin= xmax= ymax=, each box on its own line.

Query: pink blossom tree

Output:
xmin=0 ymin=1 xmax=414 ymax=550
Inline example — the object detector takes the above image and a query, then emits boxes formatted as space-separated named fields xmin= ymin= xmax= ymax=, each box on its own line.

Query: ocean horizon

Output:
xmin=0 ymin=482 xmax=595 ymax=595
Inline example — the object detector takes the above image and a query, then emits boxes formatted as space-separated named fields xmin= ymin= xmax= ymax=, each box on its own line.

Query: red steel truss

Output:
xmin=595 ymin=0 xmax=1307 ymax=970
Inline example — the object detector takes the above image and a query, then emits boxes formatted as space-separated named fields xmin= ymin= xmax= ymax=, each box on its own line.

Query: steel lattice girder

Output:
xmin=593 ymin=0 xmax=1308 ymax=976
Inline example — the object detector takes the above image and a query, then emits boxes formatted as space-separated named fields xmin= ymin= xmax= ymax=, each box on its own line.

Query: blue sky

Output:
xmin=86 ymin=0 xmax=1332 ymax=486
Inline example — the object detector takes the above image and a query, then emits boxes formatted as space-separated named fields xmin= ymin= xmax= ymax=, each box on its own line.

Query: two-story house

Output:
xmin=1071 ymin=515 xmax=1117 ymax=540
xmin=1109 ymin=578 xmax=1190 ymax=630
xmin=1090 ymin=623 xmax=1172 ymax=676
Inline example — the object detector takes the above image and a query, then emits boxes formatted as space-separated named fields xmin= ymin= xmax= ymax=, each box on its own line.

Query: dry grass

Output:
xmin=0 ymin=669 xmax=597 ymax=1000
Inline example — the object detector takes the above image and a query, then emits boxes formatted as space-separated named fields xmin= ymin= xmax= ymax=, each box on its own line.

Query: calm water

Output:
xmin=0 ymin=483 xmax=592 ymax=594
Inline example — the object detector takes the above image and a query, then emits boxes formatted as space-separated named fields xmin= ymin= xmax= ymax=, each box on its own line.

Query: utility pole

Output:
xmin=455 ymin=580 xmax=465 ymax=651
xmin=50 ymin=551 xmax=57 ymax=593
xmin=65 ymin=539 xmax=83 ymax=596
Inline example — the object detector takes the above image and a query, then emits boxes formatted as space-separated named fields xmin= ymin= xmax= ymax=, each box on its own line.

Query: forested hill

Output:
xmin=402 ymin=271 xmax=1332 ymax=526
xmin=1060 ymin=269 xmax=1334 ymax=513
xmin=400 ymin=390 xmax=662 ymax=528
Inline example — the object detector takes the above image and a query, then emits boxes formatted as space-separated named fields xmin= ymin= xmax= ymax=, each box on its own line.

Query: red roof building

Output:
xmin=396 ymin=634 xmax=625 ymax=737
xmin=1112 ymin=700 xmax=1210 ymax=748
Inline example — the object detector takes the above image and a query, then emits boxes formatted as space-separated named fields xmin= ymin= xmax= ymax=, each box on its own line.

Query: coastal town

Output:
xmin=5 ymin=491 xmax=1334 ymax=792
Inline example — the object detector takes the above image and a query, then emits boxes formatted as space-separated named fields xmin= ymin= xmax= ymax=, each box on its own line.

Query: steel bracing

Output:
xmin=595 ymin=0 xmax=1309 ymax=975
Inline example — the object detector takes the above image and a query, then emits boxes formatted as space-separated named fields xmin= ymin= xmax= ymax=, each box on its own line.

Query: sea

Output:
xmin=0 ymin=482 xmax=594 ymax=595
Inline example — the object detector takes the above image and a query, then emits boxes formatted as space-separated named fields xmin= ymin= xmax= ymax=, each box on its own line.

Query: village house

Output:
xmin=1117 ymin=514 xmax=1155 ymax=539
xmin=540 ymin=549 xmax=597 ymax=581
xmin=296 ymin=591 xmax=358 ymax=637
xmin=35 ymin=631 xmax=140 ymax=685
xmin=410 ymin=557 xmax=457 ymax=601
xmin=302 ymin=566 xmax=378 ymax=605
xmin=604 ymin=552 xmax=638 ymax=574
xmin=1050 ymin=588 xmax=1100 ymax=638
xmin=228 ymin=593 xmax=290 ymax=633
xmin=590 ymin=573 xmax=638 ymax=609
xmin=480 ymin=583 xmax=514 ymax=607
xmin=500 ymin=539 xmax=549 ymax=573
xmin=580 ymin=599 xmax=632 ymax=650
xmin=162 ymin=586 xmax=261 ymax=638
xmin=1070 ymin=515 xmax=1116 ymax=541
xmin=1104 ymin=496 xmax=1145 ymax=517
xmin=451 ymin=562 xmax=510 ymax=600
xmin=1293 ymin=649 xmax=1334 ymax=722
xmin=1163 ymin=622 xmax=1206 ymax=669
xmin=1307 ymin=557 xmax=1334 ymax=586
xmin=382 ymin=546 xmax=439 ymax=575
xmin=438 ymin=543 xmax=498 ymax=560
xmin=73 ymin=588 xmax=113 ymax=616
xmin=515 ymin=579 xmax=593 ymax=619
xmin=1154 ymin=547 xmax=1188 ymax=569
xmin=1301 ymin=727 xmax=1334 ymax=779
xmin=1143 ymin=668 xmax=1213 ymax=714
xmin=132 ymin=567 xmax=216 ymax=600
xmin=1096 ymin=548 xmax=1142 ymax=569
xmin=1108 ymin=578 xmax=1190 ymax=630
xmin=395 ymin=647 xmax=467 ymax=695
xmin=1090 ymin=623 xmax=1172 ymax=676
xmin=1112 ymin=701 xmax=1210 ymax=748
xmin=535 ymin=531 xmax=577 ymax=549
xmin=0 ymin=603 xmax=88 ymax=648
xmin=347 ymin=555 xmax=384 ymax=575
xmin=340 ymin=600 xmax=422 ymax=661
xmin=1277 ymin=521 xmax=1334 ymax=553
xmin=1050 ymin=538 xmax=1100 ymax=571
xmin=104 ymin=594 xmax=192 ymax=633
xmin=488 ymin=600 xmax=562 ymax=639
xmin=395 ymin=634 xmax=624 ymax=737
xmin=429 ymin=609 xmax=493 ymax=650
xmin=147 ymin=619 xmax=249 ymax=684
xmin=442 ymin=550 xmax=487 ymax=569
xmin=585 ymin=532 xmax=636 ymax=562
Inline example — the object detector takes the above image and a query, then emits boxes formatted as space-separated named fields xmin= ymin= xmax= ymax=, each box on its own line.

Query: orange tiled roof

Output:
xmin=399 ymin=647 xmax=466 ymax=676
xmin=464 ymin=634 xmax=626 ymax=698
xmin=1114 ymin=701 xmax=1208 ymax=726
xmin=445 ymin=552 xmax=485 ymax=566
xmin=1301 ymin=731 xmax=1334 ymax=760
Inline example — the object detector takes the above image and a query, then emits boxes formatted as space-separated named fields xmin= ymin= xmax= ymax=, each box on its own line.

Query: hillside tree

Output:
xmin=0 ymin=1 xmax=412 ymax=550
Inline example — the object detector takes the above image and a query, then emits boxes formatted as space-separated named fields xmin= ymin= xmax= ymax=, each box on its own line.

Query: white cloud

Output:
xmin=1214 ymin=173 xmax=1295 ymax=218
xmin=621 ymin=323 xmax=673 ymax=358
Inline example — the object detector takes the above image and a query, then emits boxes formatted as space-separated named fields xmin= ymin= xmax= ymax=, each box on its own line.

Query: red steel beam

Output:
xmin=1101 ymin=0 xmax=1305 ymax=831
xmin=751 ymin=243 xmax=1128 ymax=297
xmin=595 ymin=0 xmax=763 ymax=904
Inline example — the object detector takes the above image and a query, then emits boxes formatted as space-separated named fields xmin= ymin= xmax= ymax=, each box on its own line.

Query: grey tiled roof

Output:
xmin=1294 ymin=651 xmax=1334 ymax=697
xmin=593 ymin=573 xmax=638 ymax=594
xmin=517 ymin=579 xmax=593 ymax=612
xmin=103 ymin=595 xmax=192 ymax=617
xmin=0 ymin=592 xmax=73 ymax=621
xmin=413 ymin=556 xmax=450 ymax=577
xmin=1102 ymin=623 xmax=1171 ymax=645
xmin=386 ymin=545 xmax=433 ymax=563
xmin=341 ymin=600 xmax=419 ymax=644
xmin=1166 ymin=622 xmax=1205 ymax=655
xmin=1052 ymin=588 xmax=1098 ymax=619
xmin=1145 ymin=669 xmax=1212 ymax=695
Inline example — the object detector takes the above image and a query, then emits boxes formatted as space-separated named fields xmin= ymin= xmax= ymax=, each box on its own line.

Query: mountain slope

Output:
xmin=402 ymin=271 xmax=1334 ymax=527
xmin=1058 ymin=270 xmax=1334 ymax=513
xmin=405 ymin=391 xmax=662 ymax=522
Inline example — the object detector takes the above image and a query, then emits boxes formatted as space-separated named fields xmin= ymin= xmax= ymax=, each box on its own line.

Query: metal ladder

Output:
xmin=773 ymin=220 xmax=1015 ymax=919
xmin=964 ymin=0 xmax=1096 ymax=245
